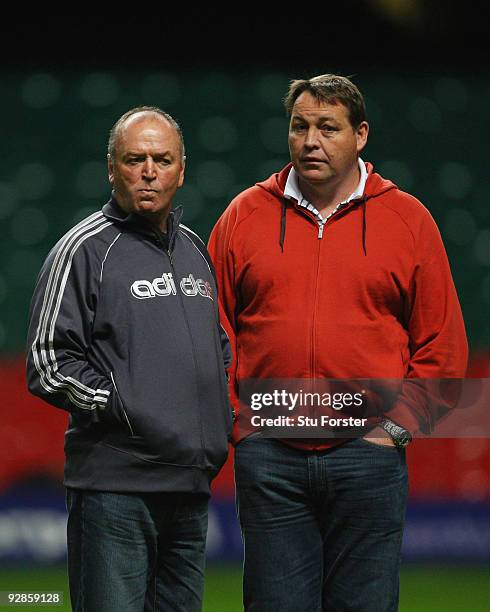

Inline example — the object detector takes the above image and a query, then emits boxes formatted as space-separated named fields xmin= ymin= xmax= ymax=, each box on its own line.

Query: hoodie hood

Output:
xmin=255 ymin=161 xmax=398 ymax=254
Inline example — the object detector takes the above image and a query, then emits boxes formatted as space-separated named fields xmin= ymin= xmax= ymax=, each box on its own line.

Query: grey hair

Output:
xmin=107 ymin=106 xmax=185 ymax=160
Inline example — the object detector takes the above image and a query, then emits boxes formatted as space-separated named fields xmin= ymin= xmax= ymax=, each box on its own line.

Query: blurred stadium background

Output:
xmin=1 ymin=2 xmax=489 ymax=610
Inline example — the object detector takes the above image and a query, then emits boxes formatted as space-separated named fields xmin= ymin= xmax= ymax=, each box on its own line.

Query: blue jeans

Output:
xmin=66 ymin=489 xmax=209 ymax=612
xmin=235 ymin=437 xmax=408 ymax=612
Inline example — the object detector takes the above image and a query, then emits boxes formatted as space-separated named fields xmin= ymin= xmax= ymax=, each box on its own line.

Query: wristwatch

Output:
xmin=380 ymin=419 xmax=412 ymax=448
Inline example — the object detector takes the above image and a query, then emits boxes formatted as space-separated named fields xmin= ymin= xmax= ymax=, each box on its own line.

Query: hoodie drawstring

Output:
xmin=361 ymin=197 xmax=367 ymax=256
xmin=280 ymin=200 xmax=287 ymax=252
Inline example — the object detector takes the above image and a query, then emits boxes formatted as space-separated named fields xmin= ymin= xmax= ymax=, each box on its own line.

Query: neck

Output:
xmin=113 ymin=193 xmax=170 ymax=232
xmin=131 ymin=209 xmax=170 ymax=234
xmin=132 ymin=210 xmax=170 ymax=234
xmin=298 ymin=164 xmax=361 ymax=215
xmin=145 ymin=211 xmax=169 ymax=233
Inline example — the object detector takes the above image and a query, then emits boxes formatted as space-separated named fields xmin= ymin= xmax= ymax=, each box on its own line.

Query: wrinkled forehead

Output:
xmin=291 ymin=93 xmax=349 ymax=121
xmin=115 ymin=113 xmax=181 ymax=155
xmin=291 ymin=91 xmax=348 ymax=116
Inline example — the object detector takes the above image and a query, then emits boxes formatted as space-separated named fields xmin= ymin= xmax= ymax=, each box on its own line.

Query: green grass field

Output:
xmin=1 ymin=564 xmax=489 ymax=610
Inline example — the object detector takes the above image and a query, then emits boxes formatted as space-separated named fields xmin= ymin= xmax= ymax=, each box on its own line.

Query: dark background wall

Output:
xmin=0 ymin=0 xmax=488 ymax=352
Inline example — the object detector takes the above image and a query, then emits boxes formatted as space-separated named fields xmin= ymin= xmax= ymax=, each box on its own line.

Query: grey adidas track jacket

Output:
xmin=26 ymin=197 xmax=232 ymax=494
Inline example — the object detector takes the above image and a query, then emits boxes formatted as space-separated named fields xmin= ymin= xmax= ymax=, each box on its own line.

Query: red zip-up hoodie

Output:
xmin=208 ymin=162 xmax=468 ymax=447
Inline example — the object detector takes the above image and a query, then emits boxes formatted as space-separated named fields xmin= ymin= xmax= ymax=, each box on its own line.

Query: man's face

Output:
xmin=288 ymin=91 xmax=368 ymax=187
xmin=108 ymin=113 xmax=185 ymax=226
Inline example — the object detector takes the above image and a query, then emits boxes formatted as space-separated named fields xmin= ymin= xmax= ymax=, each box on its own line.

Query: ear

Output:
xmin=178 ymin=156 xmax=186 ymax=188
xmin=356 ymin=121 xmax=369 ymax=153
xmin=107 ymin=154 xmax=114 ymax=186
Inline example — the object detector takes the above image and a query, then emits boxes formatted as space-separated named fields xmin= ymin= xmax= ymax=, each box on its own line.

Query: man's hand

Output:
xmin=362 ymin=425 xmax=395 ymax=447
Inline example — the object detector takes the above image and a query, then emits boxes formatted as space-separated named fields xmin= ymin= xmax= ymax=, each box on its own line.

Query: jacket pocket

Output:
xmin=110 ymin=371 xmax=135 ymax=437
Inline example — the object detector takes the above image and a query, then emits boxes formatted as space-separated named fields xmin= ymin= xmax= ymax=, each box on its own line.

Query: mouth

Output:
xmin=301 ymin=158 xmax=325 ymax=163
xmin=137 ymin=189 xmax=160 ymax=200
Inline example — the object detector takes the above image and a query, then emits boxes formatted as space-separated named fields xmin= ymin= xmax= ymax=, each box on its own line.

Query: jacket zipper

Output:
xmin=179 ymin=230 xmax=234 ymax=433
xmin=162 ymin=240 xmax=206 ymax=468
xmin=110 ymin=371 xmax=135 ymax=436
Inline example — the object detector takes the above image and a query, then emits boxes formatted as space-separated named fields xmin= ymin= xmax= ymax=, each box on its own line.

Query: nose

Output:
xmin=142 ymin=157 xmax=156 ymax=180
xmin=304 ymin=127 xmax=320 ymax=148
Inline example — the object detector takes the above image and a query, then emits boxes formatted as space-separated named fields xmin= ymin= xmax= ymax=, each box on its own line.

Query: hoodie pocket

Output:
xmin=110 ymin=371 xmax=135 ymax=437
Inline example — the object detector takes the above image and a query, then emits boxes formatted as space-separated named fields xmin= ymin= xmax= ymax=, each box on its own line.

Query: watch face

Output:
xmin=395 ymin=432 xmax=412 ymax=447
xmin=382 ymin=419 xmax=412 ymax=447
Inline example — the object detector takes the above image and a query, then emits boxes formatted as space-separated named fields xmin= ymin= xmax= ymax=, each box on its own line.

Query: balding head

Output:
xmin=108 ymin=106 xmax=185 ymax=162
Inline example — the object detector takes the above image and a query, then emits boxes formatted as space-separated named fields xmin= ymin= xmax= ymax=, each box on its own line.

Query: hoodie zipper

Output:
xmin=310 ymin=233 xmax=323 ymax=378
xmin=310 ymin=205 xmax=347 ymax=375
xmin=289 ymin=206 xmax=327 ymax=377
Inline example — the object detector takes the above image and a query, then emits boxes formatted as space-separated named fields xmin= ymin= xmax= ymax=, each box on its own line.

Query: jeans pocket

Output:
xmin=356 ymin=437 xmax=400 ymax=452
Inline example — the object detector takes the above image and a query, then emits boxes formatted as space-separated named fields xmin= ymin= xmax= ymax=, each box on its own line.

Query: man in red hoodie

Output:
xmin=208 ymin=74 xmax=467 ymax=611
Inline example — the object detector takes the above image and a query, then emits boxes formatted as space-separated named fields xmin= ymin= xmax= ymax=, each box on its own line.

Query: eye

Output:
xmin=291 ymin=123 xmax=307 ymax=133
xmin=153 ymin=156 xmax=172 ymax=166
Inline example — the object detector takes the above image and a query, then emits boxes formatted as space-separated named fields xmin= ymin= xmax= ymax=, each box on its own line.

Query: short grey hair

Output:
xmin=107 ymin=106 xmax=185 ymax=160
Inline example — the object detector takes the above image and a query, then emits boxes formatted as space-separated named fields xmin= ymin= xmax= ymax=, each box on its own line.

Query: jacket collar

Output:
xmin=102 ymin=194 xmax=183 ymax=249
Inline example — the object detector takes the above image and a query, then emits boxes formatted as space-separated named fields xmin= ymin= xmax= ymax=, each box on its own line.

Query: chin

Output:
xmin=300 ymin=171 xmax=331 ymax=182
xmin=136 ymin=201 xmax=157 ymax=211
